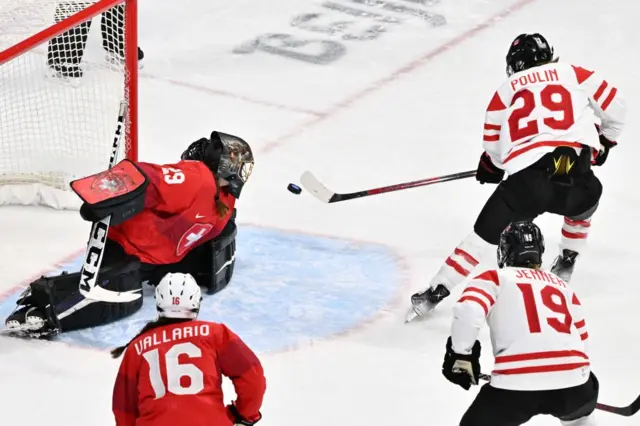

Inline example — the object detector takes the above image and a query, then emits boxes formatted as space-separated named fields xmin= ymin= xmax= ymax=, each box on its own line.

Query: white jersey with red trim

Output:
xmin=482 ymin=62 xmax=626 ymax=175
xmin=451 ymin=267 xmax=591 ymax=391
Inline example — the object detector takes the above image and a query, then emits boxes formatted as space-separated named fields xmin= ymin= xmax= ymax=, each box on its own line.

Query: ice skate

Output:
xmin=405 ymin=284 xmax=451 ymax=323
xmin=550 ymin=249 xmax=579 ymax=282
xmin=48 ymin=62 xmax=84 ymax=78
xmin=105 ymin=46 xmax=145 ymax=68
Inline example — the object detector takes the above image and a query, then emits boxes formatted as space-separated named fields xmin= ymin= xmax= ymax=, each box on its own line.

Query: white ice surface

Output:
xmin=1 ymin=0 xmax=639 ymax=424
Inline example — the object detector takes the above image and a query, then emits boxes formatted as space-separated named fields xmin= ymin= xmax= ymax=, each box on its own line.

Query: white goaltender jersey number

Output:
xmin=162 ymin=167 xmax=185 ymax=184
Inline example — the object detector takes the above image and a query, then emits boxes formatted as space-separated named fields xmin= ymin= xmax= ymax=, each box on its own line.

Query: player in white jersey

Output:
xmin=408 ymin=33 xmax=626 ymax=321
xmin=442 ymin=221 xmax=598 ymax=425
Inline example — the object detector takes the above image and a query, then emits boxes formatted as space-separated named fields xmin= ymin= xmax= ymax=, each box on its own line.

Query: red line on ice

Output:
xmin=259 ymin=0 xmax=541 ymax=154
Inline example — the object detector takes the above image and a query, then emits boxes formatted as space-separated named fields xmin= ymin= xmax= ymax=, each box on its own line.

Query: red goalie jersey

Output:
xmin=451 ymin=268 xmax=590 ymax=391
xmin=108 ymin=160 xmax=236 ymax=265
xmin=482 ymin=62 xmax=626 ymax=175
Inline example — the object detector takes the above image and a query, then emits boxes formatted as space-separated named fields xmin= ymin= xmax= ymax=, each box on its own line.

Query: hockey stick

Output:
xmin=479 ymin=374 xmax=640 ymax=417
xmin=300 ymin=170 xmax=477 ymax=203
xmin=76 ymin=101 xmax=141 ymax=304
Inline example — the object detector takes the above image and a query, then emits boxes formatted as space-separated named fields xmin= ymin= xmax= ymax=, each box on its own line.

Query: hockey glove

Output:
xmin=442 ymin=337 xmax=481 ymax=391
xmin=476 ymin=152 xmax=505 ymax=184
xmin=593 ymin=134 xmax=617 ymax=166
xmin=228 ymin=403 xmax=262 ymax=426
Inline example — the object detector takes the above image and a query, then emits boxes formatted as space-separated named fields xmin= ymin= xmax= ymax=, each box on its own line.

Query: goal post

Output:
xmin=0 ymin=0 xmax=138 ymax=209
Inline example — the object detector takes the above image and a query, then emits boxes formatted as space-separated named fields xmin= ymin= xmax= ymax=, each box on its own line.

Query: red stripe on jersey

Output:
xmin=594 ymin=81 xmax=608 ymax=101
xmin=484 ymin=123 xmax=501 ymax=131
xmin=572 ymin=65 xmax=594 ymax=84
xmin=580 ymin=332 xmax=589 ymax=341
xmin=601 ymin=87 xmax=617 ymax=111
xmin=483 ymin=134 xmax=500 ymax=142
xmin=463 ymin=287 xmax=496 ymax=305
xmin=454 ymin=248 xmax=479 ymax=267
xmin=504 ymin=142 xmax=583 ymax=164
xmin=487 ymin=92 xmax=507 ymax=112
xmin=574 ymin=319 xmax=586 ymax=329
xmin=445 ymin=257 xmax=470 ymax=277
xmin=493 ymin=362 xmax=590 ymax=376
xmin=572 ymin=294 xmax=581 ymax=305
xmin=564 ymin=217 xmax=591 ymax=228
xmin=458 ymin=295 xmax=489 ymax=316
xmin=562 ymin=229 xmax=588 ymax=239
xmin=473 ymin=270 xmax=500 ymax=286
xmin=495 ymin=350 xmax=588 ymax=364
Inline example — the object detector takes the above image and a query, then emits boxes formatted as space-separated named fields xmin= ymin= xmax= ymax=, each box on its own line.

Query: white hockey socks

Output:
xmin=428 ymin=231 xmax=492 ymax=291
xmin=560 ymin=217 xmax=592 ymax=253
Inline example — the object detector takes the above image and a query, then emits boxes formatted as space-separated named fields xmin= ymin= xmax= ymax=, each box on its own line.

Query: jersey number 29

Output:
xmin=509 ymin=85 xmax=575 ymax=142
xmin=517 ymin=283 xmax=573 ymax=334
xmin=143 ymin=342 xmax=205 ymax=399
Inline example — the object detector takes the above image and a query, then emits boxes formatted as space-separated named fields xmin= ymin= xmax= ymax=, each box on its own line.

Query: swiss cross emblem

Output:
xmin=177 ymin=223 xmax=213 ymax=256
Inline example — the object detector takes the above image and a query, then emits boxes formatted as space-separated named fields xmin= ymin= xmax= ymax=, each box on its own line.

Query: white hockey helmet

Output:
xmin=155 ymin=273 xmax=202 ymax=319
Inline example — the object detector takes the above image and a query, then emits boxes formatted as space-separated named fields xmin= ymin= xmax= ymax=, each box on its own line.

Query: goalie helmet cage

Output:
xmin=0 ymin=0 xmax=138 ymax=209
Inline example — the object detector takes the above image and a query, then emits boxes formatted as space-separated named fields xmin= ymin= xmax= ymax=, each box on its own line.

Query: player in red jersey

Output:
xmin=5 ymin=131 xmax=254 ymax=337
xmin=407 ymin=33 xmax=626 ymax=322
xmin=112 ymin=272 xmax=266 ymax=426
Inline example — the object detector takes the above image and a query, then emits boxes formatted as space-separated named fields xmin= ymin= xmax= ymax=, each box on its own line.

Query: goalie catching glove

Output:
xmin=442 ymin=337 xmax=481 ymax=390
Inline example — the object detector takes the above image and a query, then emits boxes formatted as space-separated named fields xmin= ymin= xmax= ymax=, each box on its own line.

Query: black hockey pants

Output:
xmin=460 ymin=373 xmax=599 ymax=425
xmin=474 ymin=148 xmax=602 ymax=245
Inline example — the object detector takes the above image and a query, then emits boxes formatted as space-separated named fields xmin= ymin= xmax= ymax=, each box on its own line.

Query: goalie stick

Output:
xmin=479 ymin=374 xmax=640 ymax=417
xmin=76 ymin=101 xmax=141 ymax=304
xmin=300 ymin=170 xmax=476 ymax=203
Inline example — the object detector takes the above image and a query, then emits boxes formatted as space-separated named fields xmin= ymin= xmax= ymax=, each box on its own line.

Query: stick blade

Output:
xmin=300 ymin=171 xmax=335 ymax=203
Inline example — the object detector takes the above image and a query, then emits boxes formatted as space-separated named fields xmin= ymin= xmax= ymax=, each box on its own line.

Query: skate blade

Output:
xmin=404 ymin=300 xmax=439 ymax=323
xmin=405 ymin=308 xmax=419 ymax=323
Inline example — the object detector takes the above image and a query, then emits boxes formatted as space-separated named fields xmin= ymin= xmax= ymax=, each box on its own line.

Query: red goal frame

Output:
xmin=0 ymin=0 xmax=139 ymax=162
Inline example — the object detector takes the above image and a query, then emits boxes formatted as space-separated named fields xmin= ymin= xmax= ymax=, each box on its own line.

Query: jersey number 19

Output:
xmin=517 ymin=283 xmax=573 ymax=334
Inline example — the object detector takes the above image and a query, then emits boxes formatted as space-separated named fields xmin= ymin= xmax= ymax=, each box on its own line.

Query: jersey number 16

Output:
xmin=143 ymin=342 xmax=205 ymax=399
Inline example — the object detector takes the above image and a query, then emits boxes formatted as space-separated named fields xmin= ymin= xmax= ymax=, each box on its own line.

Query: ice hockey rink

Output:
xmin=1 ymin=0 xmax=639 ymax=424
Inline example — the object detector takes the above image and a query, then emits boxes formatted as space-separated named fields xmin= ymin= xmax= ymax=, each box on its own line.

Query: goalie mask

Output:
xmin=155 ymin=273 xmax=202 ymax=319
xmin=181 ymin=131 xmax=254 ymax=199
xmin=497 ymin=221 xmax=545 ymax=269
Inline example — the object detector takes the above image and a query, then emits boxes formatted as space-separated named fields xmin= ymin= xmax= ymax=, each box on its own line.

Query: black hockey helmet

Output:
xmin=181 ymin=131 xmax=254 ymax=198
xmin=505 ymin=33 xmax=554 ymax=76
xmin=497 ymin=221 xmax=545 ymax=268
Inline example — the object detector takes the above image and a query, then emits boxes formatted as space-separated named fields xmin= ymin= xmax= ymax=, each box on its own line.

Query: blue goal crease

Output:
xmin=0 ymin=226 xmax=400 ymax=353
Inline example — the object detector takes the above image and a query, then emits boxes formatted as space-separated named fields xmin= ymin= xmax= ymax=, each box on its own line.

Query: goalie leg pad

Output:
xmin=12 ymin=241 xmax=143 ymax=333
xmin=141 ymin=214 xmax=237 ymax=295
xmin=209 ymin=217 xmax=237 ymax=295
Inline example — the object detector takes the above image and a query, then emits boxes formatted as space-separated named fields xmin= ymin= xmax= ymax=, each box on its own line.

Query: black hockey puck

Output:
xmin=287 ymin=183 xmax=302 ymax=194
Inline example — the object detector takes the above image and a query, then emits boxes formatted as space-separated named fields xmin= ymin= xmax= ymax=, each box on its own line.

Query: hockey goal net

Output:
xmin=0 ymin=0 xmax=138 ymax=209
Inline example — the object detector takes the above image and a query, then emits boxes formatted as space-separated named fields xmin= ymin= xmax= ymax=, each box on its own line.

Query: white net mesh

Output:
xmin=0 ymin=0 xmax=134 ymax=209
